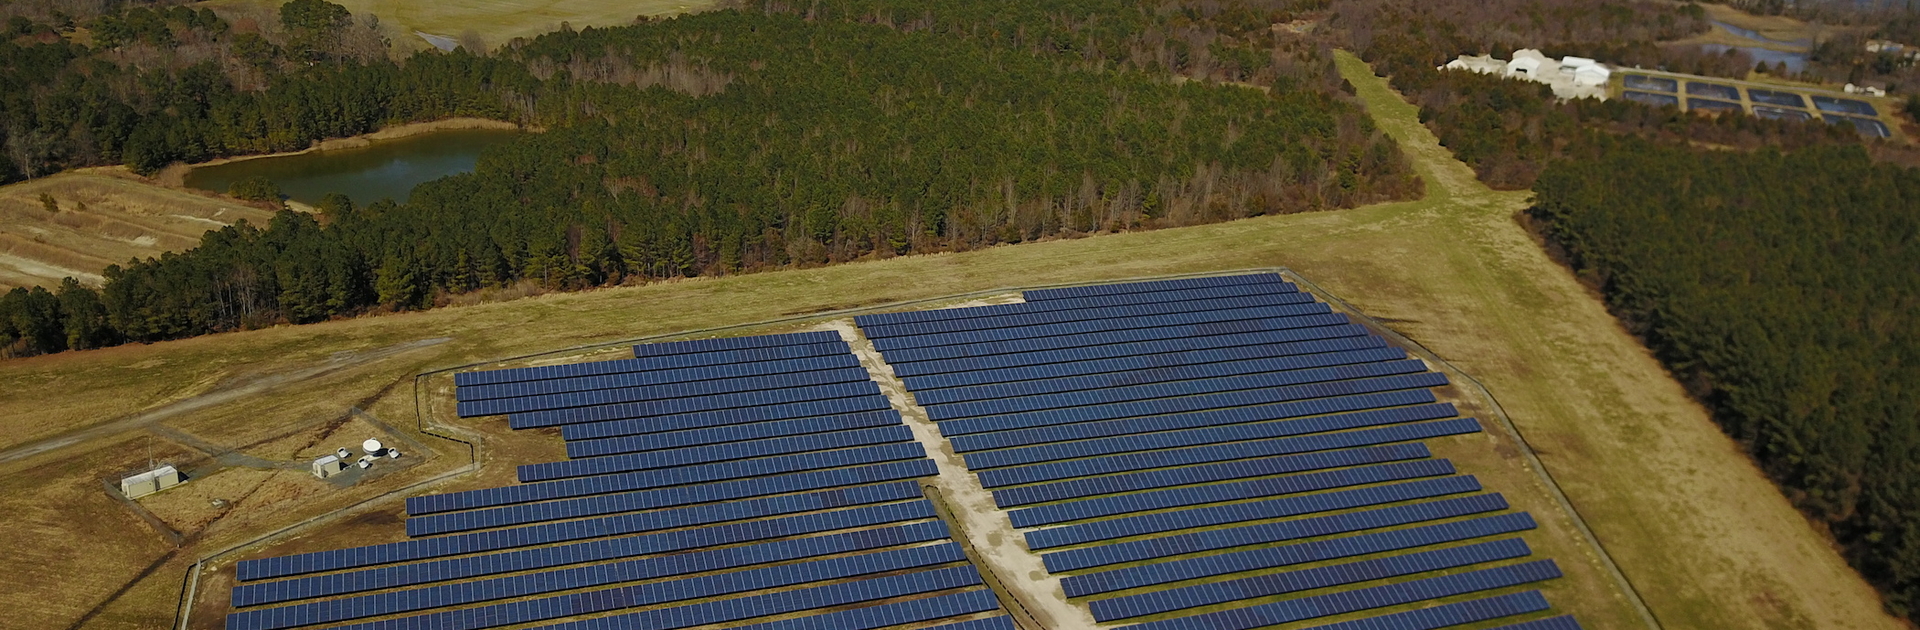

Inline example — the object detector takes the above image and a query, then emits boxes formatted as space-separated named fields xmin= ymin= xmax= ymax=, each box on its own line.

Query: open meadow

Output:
xmin=0 ymin=172 xmax=277 ymax=290
xmin=197 ymin=0 xmax=717 ymax=51
xmin=0 ymin=53 xmax=1901 ymax=629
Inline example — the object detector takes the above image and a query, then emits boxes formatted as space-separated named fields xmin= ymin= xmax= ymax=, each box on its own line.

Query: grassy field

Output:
xmin=0 ymin=53 xmax=1902 ymax=629
xmin=198 ymin=0 xmax=717 ymax=51
xmin=0 ymin=171 xmax=277 ymax=290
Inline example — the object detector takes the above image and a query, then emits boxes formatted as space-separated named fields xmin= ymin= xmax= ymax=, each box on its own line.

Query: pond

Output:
xmin=1700 ymin=43 xmax=1810 ymax=74
xmin=185 ymin=128 xmax=522 ymax=207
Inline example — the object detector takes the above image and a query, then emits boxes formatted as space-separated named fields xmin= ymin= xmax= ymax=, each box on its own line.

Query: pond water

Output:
xmin=185 ymin=128 xmax=522 ymax=206
xmin=1710 ymin=19 xmax=1811 ymax=47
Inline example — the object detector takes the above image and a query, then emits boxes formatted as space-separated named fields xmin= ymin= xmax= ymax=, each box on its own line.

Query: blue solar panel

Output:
xmin=227 ymin=522 xmax=954 ymax=630
xmin=1010 ymin=460 xmax=1457 ymax=527
xmin=408 ymin=443 xmax=928 ymax=518
xmin=405 ymin=459 xmax=937 ymax=535
xmin=235 ymin=501 xmax=938 ymax=606
xmin=520 ymin=426 xmax=915 ymax=481
xmin=1025 ymin=475 xmax=1482 ymax=549
xmin=516 ymin=565 xmax=984 ymax=630
xmin=1090 ymin=538 xmax=1533 ymax=621
xmin=1022 ymin=273 xmax=1282 ymax=301
xmin=460 ymin=367 xmax=873 ymax=417
xmin=321 ymin=547 xmax=974 ymax=630
xmin=884 ymin=314 xmax=1355 ymax=368
xmin=720 ymin=591 xmax=1004 ymax=630
xmin=238 ymin=482 xmax=921 ymax=581
xmin=1062 ymin=512 xmax=1538 ymax=596
xmin=915 ymin=348 xmax=1409 ymax=405
xmin=512 ymin=381 xmax=881 ymax=428
xmin=993 ymin=443 xmax=1432 ymax=507
xmin=863 ymin=292 xmax=1317 ymax=339
xmin=1116 ymin=560 xmax=1563 ymax=630
xmin=564 ymin=410 xmax=904 ymax=458
xmin=903 ymin=333 xmax=1384 ymax=389
xmin=978 ymin=418 xmax=1482 ymax=487
xmin=965 ymin=411 xmax=1468 ymax=471
xmin=1486 ymin=615 xmax=1585 ymax=630
xmin=951 ymin=397 xmax=1452 ymax=453
xmin=872 ymin=302 xmax=1333 ymax=352
xmin=1041 ymin=493 xmax=1511 ymax=572
xmin=632 ymin=331 xmax=843 ymax=357
xmin=1291 ymin=591 xmax=1552 ymax=630
xmin=938 ymin=373 xmax=1448 ymax=434
xmin=457 ymin=354 xmax=861 ymax=401
xmin=928 ymin=362 xmax=1432 ymax=420
xmin=557 ymin=395 xmax=894 ymax=439
xmin=856 ymin=281 xmax=1296 ymax=327
xmin=455 ymin=342 xmax=850 ymax=387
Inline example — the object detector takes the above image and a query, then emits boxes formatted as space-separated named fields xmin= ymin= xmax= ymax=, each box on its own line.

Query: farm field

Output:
xmin=0 ymin=172 xmax=277 ymax=290
xmin=0 ymin=53 xmax=1901 ymax=629
xmin=197 ymin=0 xmax=717 ymax=51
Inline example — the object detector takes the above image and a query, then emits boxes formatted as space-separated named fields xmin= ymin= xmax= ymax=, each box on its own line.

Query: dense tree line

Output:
xmin=1532 ymin=142 xmax=1920 ymax=620
xmin=0 ymin=0 xmax=1418 ymax=355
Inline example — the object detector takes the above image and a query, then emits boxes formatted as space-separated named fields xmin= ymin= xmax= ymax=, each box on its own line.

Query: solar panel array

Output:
xmin=229 ymin=331 xmax=1011 ymax=630
xmin=854 ymin=274 xmax=1586 ymax=629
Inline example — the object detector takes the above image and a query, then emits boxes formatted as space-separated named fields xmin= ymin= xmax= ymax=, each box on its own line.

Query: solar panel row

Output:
xmin=519 ymin=425 xmax=915 ymax=481
xmin=630 ymin=331 xmax=842 ymax=357
xmin=1040 ymin=494 xmax=1511 ymax=572
xmin=993 ymin=443 xmax=1432 ymax=507
xmin=937 ymin=373 xmax=1448 ymax=434
xmin=1091 ymin=538 xmax=1533 ymax=621
xmin=914 ymin=348 xmax=1410 ymax=406
xmin=977 ymin=418 xmax=1483 ymax=487
xmin=1022 ymin=273 xmax=1282 ymax=301
xmin=902 ymin=331 xmax=1384 ymax=389
xmin=511 ymin=381 xmax=881 ymax=428
xmin=1292 ymin=591 xmax=1552 ymax=630
xmin=461 ymin=366 xmax=873 ymax=417
xmin=872 ymin=302 xmax=1333 ymax=352
xmin=863 ymin=292 xmax=1317 ymax=340
xmin=454 ymin=342 xmax=850 ymax=387
xmin=1063 ymin=512 xmax=1539 ymax=596
xmin=564 ymin=410 xmax=904 ymax=458
xmin=238 ymin=482 xmax=922 ymax=581
xmin=556 ymin=395 xmax=893 ymax=440
xmin=458 ymin=354 xmax=861 ymax=402
xmin=723 ymin=591 xmax=1006 ymax=630
xmin=1117 ymin=560 xmax=1563 ymax=630
xmin=950 ymin=396 xmax=1452 ymax=452
xmin=888 ymin=314 xmax=1356 ymax=370
xmin=228 ymin=522 xmax=953 ymax=630
xmin=1487 ymin=615 xmax=1585 ymax=630
xmin=328 ymin=545 xmax=972 ymax=630
xmin=1009 ymin=459 xmax=1458 ymax=528
xmin=519 ymin=565 xmax=984 ymax=630
xmin=856 ymin=280 xmax=1295 ymax=327
xmin=1026 ymin=475 xmax=1483 ymax=549
xmin=885 ymin=313 xmax=1355 ymax=369
xmin=406 ymin=459 xmax=938 ymax=535
xmin=929 ymin=360 xmax=1432 ymax=420
xmin=965 ymin=412 xmax=1468 ymax=471
xmin=408 ymin=442 xmax=928 ymax=517
xmin=237 ymin=500 xmax=938 ymax=606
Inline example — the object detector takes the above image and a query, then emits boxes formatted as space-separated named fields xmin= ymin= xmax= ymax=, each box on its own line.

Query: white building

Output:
xmin=1441 ymin=49 xmax=1608 ymax=101
xmin=120 ymin=465 xmax=183 ymax=499
xmin=1572 ymin=64 xmax=1612 ymax=87
xmin=312 ymin=455 xmax=348 ymax=479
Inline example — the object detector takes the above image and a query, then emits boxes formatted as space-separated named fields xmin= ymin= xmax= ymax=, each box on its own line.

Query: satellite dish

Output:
xmin=362 ymin=438 xmax=384 ymax=453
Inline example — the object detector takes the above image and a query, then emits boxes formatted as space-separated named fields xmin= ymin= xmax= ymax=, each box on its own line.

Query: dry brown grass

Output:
xmin=0 ymin=51 xmax=1902 ymax=630
xmin=0 ymin=172 xmax=277 ymax=290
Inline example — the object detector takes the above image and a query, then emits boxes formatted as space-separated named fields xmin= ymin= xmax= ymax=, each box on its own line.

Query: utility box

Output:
xmin=312 ymin=455 xmax=348 ymax=479
xmin=120 ymin=465 xmax=183 ymax=499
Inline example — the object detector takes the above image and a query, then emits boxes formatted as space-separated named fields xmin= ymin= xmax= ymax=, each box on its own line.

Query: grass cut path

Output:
xmin=0 ymin=52 xmax=1901 ymax=630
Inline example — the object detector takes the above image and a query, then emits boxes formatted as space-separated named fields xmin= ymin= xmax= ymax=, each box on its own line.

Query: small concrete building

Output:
xmin=1506 ymin=51 xmax=1547 ymax=76
xmin=120 ymin=465 xmax=183 ymax=499
xmin=1572 ymin=63 xmax=1612 ymax=87
xmin=312 ymin=454 xmax=348 ymax=479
